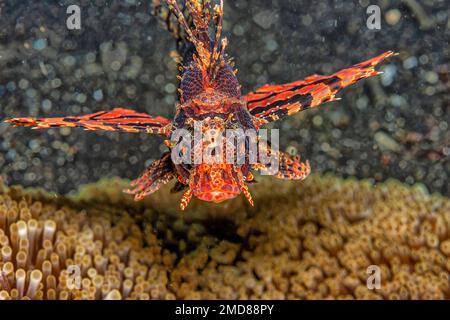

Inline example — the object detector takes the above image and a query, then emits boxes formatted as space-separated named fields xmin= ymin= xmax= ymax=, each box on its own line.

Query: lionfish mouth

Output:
xmin=195 ymin=190 xmax=241 ymax=204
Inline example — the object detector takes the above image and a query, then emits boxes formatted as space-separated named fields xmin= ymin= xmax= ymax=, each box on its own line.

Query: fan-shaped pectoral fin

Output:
xmin=124 ymin=152 xmax=176 ymax=201
xmin=5 ymin=108 xmax=173 ymax=136
xmin=253 ymin=141 xmax=311 ymax=181
xmin=245 ymin=51 xmax=398 ymax=125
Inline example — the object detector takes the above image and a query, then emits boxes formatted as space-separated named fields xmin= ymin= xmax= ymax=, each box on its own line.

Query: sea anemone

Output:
xmin=0 ymin=174 xmax=449 ymax=300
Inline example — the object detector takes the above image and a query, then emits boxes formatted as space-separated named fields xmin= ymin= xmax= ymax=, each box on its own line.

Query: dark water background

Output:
xmin=0 ymin=0 xmax=448 ymax=196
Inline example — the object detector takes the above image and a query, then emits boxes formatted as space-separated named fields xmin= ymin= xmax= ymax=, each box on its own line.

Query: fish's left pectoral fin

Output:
xmin=5 ymin=108 xmax=173 ymax=136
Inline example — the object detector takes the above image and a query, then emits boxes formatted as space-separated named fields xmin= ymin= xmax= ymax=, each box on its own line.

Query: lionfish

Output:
xmin=5 ymin=0 xmax=396 ymax=210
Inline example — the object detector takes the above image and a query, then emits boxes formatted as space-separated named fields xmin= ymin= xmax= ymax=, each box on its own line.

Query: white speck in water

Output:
xmin=381 ymin=65 xmax=397 ymax=86
xmin=93 ymin=89 xmax=104 ymax=101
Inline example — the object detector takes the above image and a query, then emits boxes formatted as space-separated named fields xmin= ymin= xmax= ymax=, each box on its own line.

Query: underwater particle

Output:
xmin=385 ymin=9 xmax=402 ymax=26
xmin=286 ymin=146 xmax=298 ymax=156
xmin=18 ymin=79 xmax=29 ymax=90
xmin=164 ymin=95 xmax=175 ymax=105
xmin=253 ymin=10 xmax=278 ymax=30
xmin=33 ymin=39 xmax=47 ymax=51
xmin=403 ymin=56 xmax=418 ymax=69
xmin=265 ymin=39 xmax=279 ymax=52
xmin=359 ymin=0 xmax=370 ymax=7
xmin=41 ymin=99 xmax=52 ymax=112
xmin=6 ymin=81 xmax=16 ymax=92
xmin=424 ymin=71 xmax=439 ymax=84
xmin=313 ymin=115 xmax=324 ymax=127
xmin=155 ymin=74 xmax=165 ymax=85
xmin=381 ymin=65 xmax=397 ymax=86
xmin=76 ymin=93 xmax=87 ymax=104
xmin=85 ymin=52 xmax=96 ymax=63
xmin=118 ymin=13 xmax=133 ymax=26
xmin=111 ymin=60 xmax=122 ymax=71
xmin=39 ymin=61 xmax=49 ymax=76
xmin=85 ymin=63 xmax=103 ymax=76
xmin=356 ymin=95 xmax=369 ymax=110
xmin=402 ymin=0 xmax=436 ymax=31
xmin=424 ymin=86 xmax=435 ymax=96
xmin=63 ymin=55 xmax=76 ymax=67
xmin=374 ymin=131 xmax=402 ymax=152
xmin=125 ymin=56 xmax=143 ymax=79
xmin=301 ymin=15 xmax=313 ymax=26
xmin=125 ymin=85 xmax=137 ymax=98
xmin=419 ymin=54 xmax=429 ymax=65
xmin=93 ymin=89 xmax=104 ymax=101
xmin=232 ymin=25 xmax=245 ymax=36
xmin=389 ymin=95 xmax=407 ymax=108
xmin=164 ymin=83 xmax=176 ymax=94
xmin=100 ymin=41 xmax=128 ymax=72
xmin=321 ymin=142 xmax=331 ymax=153
xmin=329 ymin=110 xmax=350 ymax=127
xmin=26 ymin=89 xmax=37 ymax=99
xmin=51 ymin=79 xmax=62 ymax=89
xmin=129 ymin=155 xmax=139 ymax=165
xmin=125 ymin=0 xmax=137 ymax=6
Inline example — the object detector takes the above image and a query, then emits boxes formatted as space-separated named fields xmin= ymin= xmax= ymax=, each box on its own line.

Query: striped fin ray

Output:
xmin=245 ymin=51 xmax=398 ymax=125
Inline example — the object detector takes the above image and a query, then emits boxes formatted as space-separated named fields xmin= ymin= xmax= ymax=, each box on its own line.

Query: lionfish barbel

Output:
xmin=5 ymin=0 xmax=397 ymax=210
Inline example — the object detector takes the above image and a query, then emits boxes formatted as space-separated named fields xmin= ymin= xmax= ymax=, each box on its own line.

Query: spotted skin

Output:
xmin=4 ymin=0 xmax=396 ymax=210
xmin=189 ymin=163 xmax=243 ymax=203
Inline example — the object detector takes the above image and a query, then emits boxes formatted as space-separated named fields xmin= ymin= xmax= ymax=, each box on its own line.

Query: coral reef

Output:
xmin=0 ymin=175 xmax=449 ymax=300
